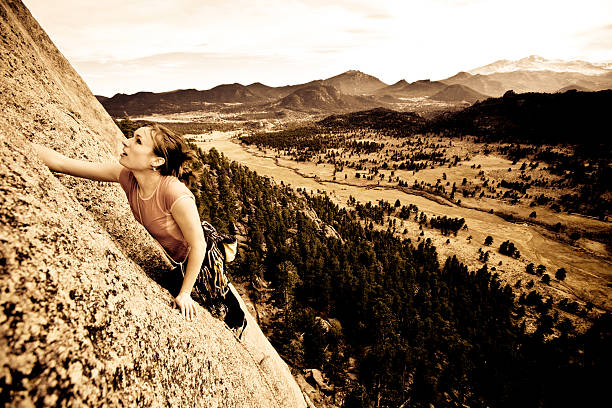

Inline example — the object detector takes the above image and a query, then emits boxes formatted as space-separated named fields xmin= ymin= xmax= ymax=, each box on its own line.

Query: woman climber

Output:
xmin=33 ymin=124 xmax=245 ymax=335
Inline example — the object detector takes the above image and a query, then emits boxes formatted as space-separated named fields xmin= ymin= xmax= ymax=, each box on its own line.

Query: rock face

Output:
xmin=0 ymin=1 xmax=307 ymax=406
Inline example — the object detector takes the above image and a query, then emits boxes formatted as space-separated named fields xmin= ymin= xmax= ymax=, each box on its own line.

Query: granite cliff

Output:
xmin=0 ymin=0 xmax=308 ymax=406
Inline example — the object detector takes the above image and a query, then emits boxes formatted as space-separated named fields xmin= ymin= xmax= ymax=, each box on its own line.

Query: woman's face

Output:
xmin=119 ymin=127 xmax=164 ymax=171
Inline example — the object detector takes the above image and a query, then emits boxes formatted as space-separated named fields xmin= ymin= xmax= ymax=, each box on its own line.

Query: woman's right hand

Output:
xmin=32 ymin=143 xmax=122 ymax=182
xmin=174 ymin=291 xmax=197 ymax=321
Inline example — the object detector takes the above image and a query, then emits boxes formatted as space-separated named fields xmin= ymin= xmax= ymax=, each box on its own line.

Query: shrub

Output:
xmin=555 ymin=268 xmax=567 ymax=281
xmin=499 ymin=240 xmax=520 ymax=258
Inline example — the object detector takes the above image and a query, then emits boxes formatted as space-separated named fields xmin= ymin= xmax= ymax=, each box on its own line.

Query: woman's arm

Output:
xmin=171 ymin=196 xmax=207 ymax=320
xmin=33 ymin=143 xmax=122 ymax=182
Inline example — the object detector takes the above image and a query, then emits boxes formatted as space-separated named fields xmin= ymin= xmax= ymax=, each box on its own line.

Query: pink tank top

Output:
xmin=118 ymin=168 xmax=195 ymax=263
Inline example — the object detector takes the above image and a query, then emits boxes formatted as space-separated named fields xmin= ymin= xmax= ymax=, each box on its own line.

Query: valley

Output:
xmin=188 ymin=128 xmax=611 ymax=329
xmin=112 ymin=62 xmax=612 ymax=407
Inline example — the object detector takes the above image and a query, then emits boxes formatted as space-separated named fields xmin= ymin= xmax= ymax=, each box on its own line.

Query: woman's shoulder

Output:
xmin=159 ymin=175 xmax=194 ymax=211
xmin=160 ymin=175 xmax=191 ymax=192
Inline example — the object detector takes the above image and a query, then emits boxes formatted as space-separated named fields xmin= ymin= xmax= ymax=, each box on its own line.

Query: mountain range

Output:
xmin=98 ymin=56 xmax=612 ymax=117
xmin=469 ymin=55 xmax=612 ymax=75
xmin=316 ymin=89 xmax=612 ymax=147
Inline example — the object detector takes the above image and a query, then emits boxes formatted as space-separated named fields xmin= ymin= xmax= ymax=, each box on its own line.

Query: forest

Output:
xmin=424 ymin=89 xmax=611 ymax=145
xmin=187 ymin=144 xmax=609 ymax=407
xmin=119 ymin=119 xmax=610 ymax=407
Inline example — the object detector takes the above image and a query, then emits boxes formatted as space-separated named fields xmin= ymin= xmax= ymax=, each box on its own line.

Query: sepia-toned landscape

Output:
xmin=112 ymin=75 xmax=611 ymax=407
xmin=2 ymin=0 xmax=611 ymax=407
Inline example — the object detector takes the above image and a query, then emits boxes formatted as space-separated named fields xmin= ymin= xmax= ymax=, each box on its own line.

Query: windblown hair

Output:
xmin=149 ymin=123 xmax=195 ymax=183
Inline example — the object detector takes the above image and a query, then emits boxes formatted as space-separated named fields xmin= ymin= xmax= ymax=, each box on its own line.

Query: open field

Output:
xmin=190 ymin=130 xmax=612 ymax=331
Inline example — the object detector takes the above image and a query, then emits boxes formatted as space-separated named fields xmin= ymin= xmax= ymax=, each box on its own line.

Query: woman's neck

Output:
xmin=132 ymin=169 xmax=162 ymax=198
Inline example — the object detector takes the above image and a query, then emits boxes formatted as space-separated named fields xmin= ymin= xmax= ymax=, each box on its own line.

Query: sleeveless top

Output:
xmin=118 ymin=168 xmax=195 ymax=263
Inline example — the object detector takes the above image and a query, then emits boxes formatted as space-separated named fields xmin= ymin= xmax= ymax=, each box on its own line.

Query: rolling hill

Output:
xmin=430 ymin=84 xmax=489 ymax=103
xmin=101 ymin=85 xmax=266 ymax=116
xmin=271 ymin=84 xmax=381 ymax=113
xmin=557 ymin=84 xmax=593 ymax=93
xmin=317 ymin=106 xmax=426 ymax=132
xmin=375 ymin=79 xmax=448 ymax=98
xmin=205 ymin=83 xmax=263 ymax=103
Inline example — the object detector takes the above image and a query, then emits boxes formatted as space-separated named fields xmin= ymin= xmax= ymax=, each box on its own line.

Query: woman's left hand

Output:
xmin=174 ymin=292 xmax=197 ymax=321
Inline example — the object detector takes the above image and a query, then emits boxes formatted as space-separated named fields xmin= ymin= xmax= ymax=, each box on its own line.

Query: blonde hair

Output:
xmin=149 ymin=124 xmax=194 ymax=182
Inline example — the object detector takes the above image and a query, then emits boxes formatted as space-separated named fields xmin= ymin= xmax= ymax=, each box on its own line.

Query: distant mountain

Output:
xmin=248 ymin=70 xmax=387 ymax=101
xmin=430 ymin=84 xmax=489 ymax=103
xmin=440 ymin=73 xmax=504 ymax=97
xmin=442 ymin=71 xmax=472 ymax=83
xmin=245 ymin=82 xmax=286 ymax=100
xmin=98 ymin=56 xmax=612 ymax=117
xmin=321 ymin=70 xmax=388 ymax=95
xmin=372 ymin=80 xmax=408 ymax=100
xmin=469 ymin=55 xmax=612 ymax=76
xmin=101 ymin=90 xmax=193 ymax=116
xmin=245 ymin=81 xmax=325 ymax=100
xmin=385 ymin=79 xmax=409 ymax=91
xmin=102 ymin=72 xmax=388 ymax=116
xmin=205 ymin=83 xmax=262 ymax=103
xmin=557 ymin=84 xmax=593 ymax=93
xmin=440 ymin=70 xmax=612 ymax=97
xmin=488 ymin=70 xmax=612 ymax=95
xmin=317 ymin=107 xmax=426 ymax=132
xmin=95 ymin=95 xmax=108 ymax=102
xmin=101 ymin=85 xmax=266 ymax=116
xmin=375 ymin=79 xmax=447 ymax=98
xmin=272 ymin=84 xmax=381 ymax=113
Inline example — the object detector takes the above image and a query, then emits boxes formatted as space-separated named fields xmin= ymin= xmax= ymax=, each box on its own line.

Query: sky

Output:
xmin=23 ymin=0 xmax=612 ymax=97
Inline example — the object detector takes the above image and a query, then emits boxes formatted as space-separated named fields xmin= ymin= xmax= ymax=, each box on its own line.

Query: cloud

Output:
xmin=577 ymin=24 xmax=612 ymax=53
xmin=85 ymin=51 xmax=288 ymax=67
xmin=429 ymin=0 xmax=486 ymax=6
xmin=592 ymin=23 xmax=612 ymax=33
xmin=345 ymin=28 xmax=376 ymax=34
xmin=297 ymin=0 xmax=379 ymax=13
xmin=311 ymin=48 xmax=344 ymax=54
xmin=365 ymin=13 xmax=392 ymax=19
xmin=578 ymin=23 xmax=612 ymax=36
xmin=72 ymin=50 xmax=346 ymax=95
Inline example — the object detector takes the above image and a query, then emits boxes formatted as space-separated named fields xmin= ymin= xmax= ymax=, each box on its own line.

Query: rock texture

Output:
xmin=0 ymin=1 xmax=307 ymax=406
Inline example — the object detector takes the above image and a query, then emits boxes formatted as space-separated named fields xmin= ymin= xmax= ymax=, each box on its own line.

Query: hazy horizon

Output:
xmin=23 ymin=0 xmax=612 ymax=97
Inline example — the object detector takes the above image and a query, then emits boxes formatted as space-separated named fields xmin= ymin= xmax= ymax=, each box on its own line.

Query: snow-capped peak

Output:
xmin=468 ymin=55 xmax=612 ymax=76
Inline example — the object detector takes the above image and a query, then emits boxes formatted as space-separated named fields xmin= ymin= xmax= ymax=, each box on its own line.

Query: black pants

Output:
xmin=161 ymin=265 xmax=246 ymax=331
